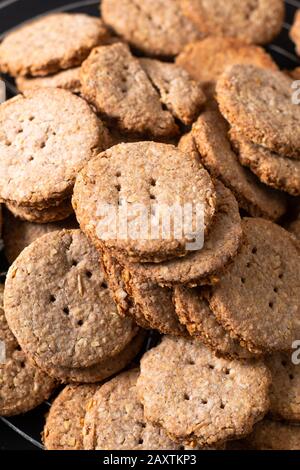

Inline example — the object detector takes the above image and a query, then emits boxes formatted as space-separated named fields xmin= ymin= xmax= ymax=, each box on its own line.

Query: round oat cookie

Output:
xmin=83 ymin=369 xmax=181 ymax=450
xmin=290 ymin=10 xmax=300 ymax=56
xmin=0 ymin=285 xmax=56 ymax=416
xmin=43 ymin=384 xmax=98 ymax=450
xmin=139 ymin=58 xmax=206 ymax=125
xmin=137 ymin=336 xmax=271 ymax=447
xmin=216 ymin=65 xmax=300 ymax=159
xmin=73 ymin=141 xmax=217 ymax=263
xmin=0 ymin=88 xmax=108 ymax=209
xmin=265 ymin=352 xmax=300 ymax=422
xmin=101 ymin=0 xmax=202 ymax=57
xmin=181 ymin=0 xmax=284 ymax=45
xmin=176 ymin=37 xmax=277 ymax=94
xmin=244 ymin=420 xmax=300 ymax=450
xmin=16 ymin=68 xmax=81 ymax=94
xmin=230 ymin=129 xmax=300 ymax=197
xmin=36 ymin=330 xmax=146 ymax=384
xmin=209 ymin=218 xmax=300 ymax=354
xmin=174 ymin=286 xmax=256 ymax=359
xmin=3 ymin=209 xmax=78 ymax=264
xmin=4 ymin=229 xmax=137 ymax=370
xmin=80 ymin=43 xmax=178 ymax=138
xmin=0 ymin=13 xmax=109 ymax=77
xmin=112 ymin=180 xmax=242 ymax=287
xmin=191 ymin=105 xmax=287 ymax=220
xmin=6 ymin=198 xmax=73 ymax=224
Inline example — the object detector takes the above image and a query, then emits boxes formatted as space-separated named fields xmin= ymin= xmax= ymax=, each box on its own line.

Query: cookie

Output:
xmin=73 ymin=141 xmax=217 ymax=263
xmin=0 ymin=88 xmax=108 ymax=220
xmin=35 ymin=330 xmax=146 ymax=384
xmin=111 ymin=180 xmax=242 ymax=287
xmin=139 ymin=58 xmax=206 ymax=125
xmin=230 ymin=129 xmax=300 ymax=197
xmin=6 ymin=198 xmax=73 ymax=224
xmin=102 ymin=252 xmax=187 ymax=336
xmin=83 ymin=369 xmax=182 ymax=450
xmin=4 ymin=229 xmax=138 ymax=370
xmin=3 ymin=209 xmax=78 ymax=264
xmin=137 ymin=336 xmax=271 ymax=447
xmin=216 ymin=64 xmax=300 ymax=159
xmin=244 ymin=420 xmax=300 ymax=450
xmin=0 ymin=284 xmax=56 ymax=416
xmin=101 ymin=0 xmax=202 ymax=57
xmin=209 ymin=218 xmax=300 ymax=354
xmin=191 ymin=105 xmax=287 ymax=220
xmin=289 ymin=66 xmax=300 ymax=80
xmin=288 ymin=215 xmax=300 ymax=239
xmin=80 ymin=43 xmax=178 ymax=138
xmin=16 ymin=67 xmax=81 ymax=94
xmin=0 ymin=13 xmax=109 ymax=77
xmin=265 ymin=352 xmax=300 ymax=422
xmin=290 ymin=9 xmax=300 ymax=56
xmin=174 ymin=286 xmax=255 ymax=359
xmin=181 ymin=0 xmax=284 ymax=45
xmin=176 ymin=37 xmax=277 ymax=95
xmin=43 ymin=384 xmax=98 ymax=450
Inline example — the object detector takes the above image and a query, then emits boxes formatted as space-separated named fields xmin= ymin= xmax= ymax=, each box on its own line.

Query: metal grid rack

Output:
xmin=0 ymin=0 xmax=299 ymax=450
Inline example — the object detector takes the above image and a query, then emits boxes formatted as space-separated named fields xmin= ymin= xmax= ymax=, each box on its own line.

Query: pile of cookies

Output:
xmin=0 ymin=0 xmax=300 ymax=451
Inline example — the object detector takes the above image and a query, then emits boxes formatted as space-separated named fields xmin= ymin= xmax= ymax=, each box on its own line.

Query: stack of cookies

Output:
xmin=0 ymin=0 xmax=300 ymax=452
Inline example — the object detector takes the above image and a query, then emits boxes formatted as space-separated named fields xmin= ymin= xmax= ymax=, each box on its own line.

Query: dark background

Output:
xmin=0 ymin=0 xmax=299 ymax=451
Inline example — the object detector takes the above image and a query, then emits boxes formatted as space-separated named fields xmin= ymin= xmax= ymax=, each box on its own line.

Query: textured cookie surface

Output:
xmin=112 ymin=180 xmax=242 ymax=286
xmin=139 ymin=58 xmax=206 ymax=125
xmin=230 ymin=130 xmax=300 ymax=196
xmin=181 ymin=0 xmax=284 ymax=45
xmin=0 ymin=13 xmax=108 ymax=77
xmin=16 ymin=68 xmax=81 ymax=94
xmin=137 ymin=337 xmax=270 ymax=447
xmin=101 ymin=0 xmax=202 ymax=57
xmin=73 ymin=141 xmax=217 ymax=263
xmin=4 ymin=230 xmax=137 ymax=369
xmin=191 ymin=105 xmax=287 ymax=220
xmin=44 ymin=384 xmax=98 ymax=450
xmin=174 ymin=286 xmax=254 ymax=359
xmin=244 ymin=420 xmax=300 ymax=450
xmin=290 ymin=10 xmax=300 ymax=55
xmin=209 ymin=218 xmax=300 ymax=354
xmin=80 ymin=44 xmax=178 ymax=138
xmin=216 ymin=65 xmax=300 ymax=159
xmin=0 ymin=285 xmax=56 ymax=416
xmin=6 ymin=198 xmax=73 ymax=225
xmin=83 ymin=369 xmax=181 ymax=450
xmin=0 ymin=89 xmax=107 ymax=207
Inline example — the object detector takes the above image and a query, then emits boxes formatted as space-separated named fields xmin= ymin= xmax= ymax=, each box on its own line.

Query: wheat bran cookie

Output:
xmin=43 ymin=384 xmax=98 ymax=450
xmin=80 ymin=44 xmax=178 ymax=138
xmin=265 ymin=352 xmax=300 ymax=422
xmin=0 ymin=88 xmax=108 ymax=217
xmin=191 ymin=105 xmax=287 ymax=220
xmin=139 ymin=58 xmax=206 ymax=125
xmin=244 ymin=420 xmax=300 ymax=450
xmin=0 ymin=13 xmax=109 ymax=77
xmin=290 ymin=10 xmax=300 ymax=56
xmin=3 ymin=209 xmax=78 ymax=264
xmin=289 ymin=66 xmax=300 ymax=80
xmin=4 ymin=229 xmax=137 ymax=370
xmin=217 ymin=64 xmax=300 ymax=159
xmin=137 ymin=336 xmax=271 ymax=447
xmin=0 ymin=285 xmax=56 ymax=416
xmin=111 ymin=180 xmax=242 ymax=287
xmin=176 ymin=37 xmax=277 ymax=95
xmin=16 ymin=68 xmax=81 ymax=94
xmin=209 ymin=218 xmax=300 ymax=354
xmin=35 ymin=330 xmax=146 ymax=384
xmin=83 ymin=369 xmax=182 ymax=450
xmin=230 ymin=129 xmax=300 ymax=197
xmin=181 ymin=0 xmax=284 ymax=45
xmin=174 ymin=286 xmax=255 ymax=359
xmin=6 ymin=198 xmax=73 ymax=224
xmin=73 ymin=141 xmax=217 ymax=263
xmin=101 ymin=0 xmax=202 ymax=57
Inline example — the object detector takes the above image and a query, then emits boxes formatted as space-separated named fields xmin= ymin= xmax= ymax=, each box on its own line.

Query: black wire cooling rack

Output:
xmin=0 ymin=0 xmax=299 ymax=451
